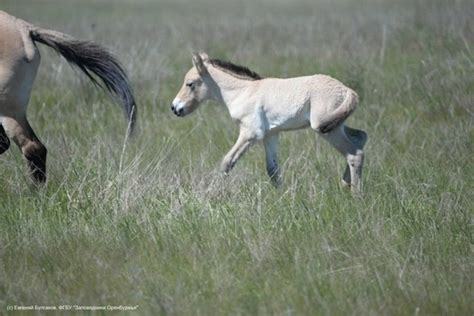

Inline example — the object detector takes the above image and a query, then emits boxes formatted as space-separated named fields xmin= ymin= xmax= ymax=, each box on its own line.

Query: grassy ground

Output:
xmin=1 ymin=0 xmax=473 ymax=314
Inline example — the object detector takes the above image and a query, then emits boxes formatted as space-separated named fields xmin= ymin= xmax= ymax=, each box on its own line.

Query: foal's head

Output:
xmin=171 ymin=52 xmax=212 ymax=117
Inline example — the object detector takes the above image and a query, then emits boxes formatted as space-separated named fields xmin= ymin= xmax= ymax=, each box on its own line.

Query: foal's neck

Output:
xmin=207 ymin=66 xmax=252 ymax=109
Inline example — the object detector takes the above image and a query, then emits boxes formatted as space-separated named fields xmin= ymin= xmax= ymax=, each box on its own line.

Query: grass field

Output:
xmin=1 ymin=0 xmax=473 ymax=314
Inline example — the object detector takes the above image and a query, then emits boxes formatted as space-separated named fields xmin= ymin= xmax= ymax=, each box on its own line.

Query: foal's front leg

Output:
xmin=221 ymin=130 xmax=256 ymax=174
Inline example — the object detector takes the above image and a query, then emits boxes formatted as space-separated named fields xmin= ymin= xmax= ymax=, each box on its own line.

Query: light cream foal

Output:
xmin=172 ymin=53 xmax=367 ymax=193
xmin=0 ymin=10 xmax=136 ymax=183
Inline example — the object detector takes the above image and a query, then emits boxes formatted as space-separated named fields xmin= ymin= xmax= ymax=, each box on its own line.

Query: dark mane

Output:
xmin=210 ymin=59 xmax=263 ymax=80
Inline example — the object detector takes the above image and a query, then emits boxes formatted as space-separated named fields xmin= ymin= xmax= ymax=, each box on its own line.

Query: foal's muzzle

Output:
xmin=171 ymin=104 xmax=184 ymax=116
xmin=171 ymin=98 xmax=185 ymax=117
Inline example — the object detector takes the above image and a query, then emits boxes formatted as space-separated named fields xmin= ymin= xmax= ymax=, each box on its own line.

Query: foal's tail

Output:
xmin=30 ymin=27 xmax=136 ymax=135
xmin=318 ymin=89 xmax=358 ymax=134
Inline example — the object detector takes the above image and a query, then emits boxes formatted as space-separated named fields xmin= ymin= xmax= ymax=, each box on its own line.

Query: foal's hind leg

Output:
xmin=2 ymin=116 xmax=47 ymax=183
xmin=264 ymin=134 xmax=281 ymax=187
xmin=0 ymin=124 xmax=11 ymax=154
xmin=319 ymin=125 xmax=365 ymax=194
xmin=341 ymin=126 xmax=367 ymax=187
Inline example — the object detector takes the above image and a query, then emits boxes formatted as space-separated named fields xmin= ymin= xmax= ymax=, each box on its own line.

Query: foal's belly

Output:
xmin=265 ymin=102 xmax=310 ymax=133
xmin=268 ymin=113 xmax=310 ymax=133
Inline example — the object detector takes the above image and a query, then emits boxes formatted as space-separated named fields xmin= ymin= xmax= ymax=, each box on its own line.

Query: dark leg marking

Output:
xmin=0 ymin=125 xmax=10 ymax=155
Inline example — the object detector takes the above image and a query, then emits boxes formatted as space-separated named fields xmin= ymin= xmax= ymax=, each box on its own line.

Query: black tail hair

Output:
xmin=31 ymin=28 xmax=136 ymax=135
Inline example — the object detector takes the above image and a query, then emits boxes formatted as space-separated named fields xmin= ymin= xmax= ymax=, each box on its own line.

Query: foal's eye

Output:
xmin=186 ymin=81 xmax=194 ymax=88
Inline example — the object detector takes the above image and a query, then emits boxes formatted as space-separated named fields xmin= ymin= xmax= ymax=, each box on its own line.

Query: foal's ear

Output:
xmin=192 ymin=52 xmax=208 ymax=75
xmin=199 ymin=52 xmax=209 ymax=62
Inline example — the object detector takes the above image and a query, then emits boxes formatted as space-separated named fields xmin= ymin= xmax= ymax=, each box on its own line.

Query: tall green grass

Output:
xmin=1 ymin=0 xmax=473 ymax=314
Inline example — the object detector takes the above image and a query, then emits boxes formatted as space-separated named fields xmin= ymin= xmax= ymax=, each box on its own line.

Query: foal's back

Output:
xmin=259 ymin=74 xmax=350 ymax=102
xmin=257 ymin=74 xmax=354 ymax=126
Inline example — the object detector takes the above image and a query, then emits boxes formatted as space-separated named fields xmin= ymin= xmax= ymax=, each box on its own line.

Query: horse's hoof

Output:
xmin=31 ymin=172 xmax=47 ymax=183
xmin=0 ymin=143 xmax=10 ymax=155
xmin=0 ymin=136 xmax=10 ymax=155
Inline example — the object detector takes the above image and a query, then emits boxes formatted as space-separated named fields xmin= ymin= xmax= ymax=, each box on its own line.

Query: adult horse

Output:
xmin=172 ymin=52 xmax=367 ymax=193
xmin=0 ymin=10 xmax=136 ymax=183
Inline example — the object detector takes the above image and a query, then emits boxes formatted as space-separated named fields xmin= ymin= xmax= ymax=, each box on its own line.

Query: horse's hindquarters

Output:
xmin=1 ymin=12 xmax=40 ymax=115
xmin=0 ymin=51 xmax=40 ymax=116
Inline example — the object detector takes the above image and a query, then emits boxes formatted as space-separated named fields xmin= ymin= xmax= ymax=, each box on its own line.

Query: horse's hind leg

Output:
xmin=0 ymin=124 xmax=11 ymax=154
xmin=2 ymin=116 xmax=47 ymax=183
xmin=319 ymin=125 xmax=365 ymax=194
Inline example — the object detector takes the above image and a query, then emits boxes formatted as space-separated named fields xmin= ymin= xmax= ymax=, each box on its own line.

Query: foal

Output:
xmin=172 ymin=53 xmax=367 ymax=193
xmin=0 ymin=11 xmax=136 ymax=183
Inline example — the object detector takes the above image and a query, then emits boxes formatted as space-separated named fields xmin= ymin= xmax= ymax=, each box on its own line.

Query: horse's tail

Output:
xmin=30 ymin=27 xmax=136 ymax=135
xmin=318 ymin=89 xmax=358 ymax=134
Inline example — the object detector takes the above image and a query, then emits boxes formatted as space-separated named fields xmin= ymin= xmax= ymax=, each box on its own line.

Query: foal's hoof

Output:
xmin=341 ymin=180 xmax=363 ymax=198
xmin=351 ymin=187 xmax=364 ymax=198
xmin=221 ymin=161 xmax=234 ymax=174
xmin=270 ymin=176 xmax=282 ymax=188
xmin=341 ymin=178 xmax=351 ymax=187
